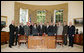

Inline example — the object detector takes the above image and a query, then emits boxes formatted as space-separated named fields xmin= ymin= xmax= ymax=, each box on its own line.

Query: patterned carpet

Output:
xmin=1 ymin=43 xmax=83 ymax=52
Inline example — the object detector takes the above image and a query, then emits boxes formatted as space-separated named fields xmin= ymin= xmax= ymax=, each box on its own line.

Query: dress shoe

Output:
xmin=71 ymin=46 xmax=73 ymax=47
xmin=15 ymin=44 xmax=17 ymax=46
xmin=64 ymin=44 xmax=67 ymax=46
xmin=9 ymin=46 xmax=12 ymax=48
xmin=68 ymin=45 xmax=71 ymax=46
xmin=12 ymin=44 xmax=14 ymax=46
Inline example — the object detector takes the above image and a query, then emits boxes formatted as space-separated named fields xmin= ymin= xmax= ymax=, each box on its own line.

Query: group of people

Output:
xmin=9 ymin=20 xmax=75 ymax=48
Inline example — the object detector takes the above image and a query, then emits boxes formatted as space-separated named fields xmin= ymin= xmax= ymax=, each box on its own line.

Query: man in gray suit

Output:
xmin=24 ymin=22 xmax=30 ymax=36
xmin=57 ymin=22 xmax=63 ymax=45
xmin=57 ymin=22 xmax=63 ymax=35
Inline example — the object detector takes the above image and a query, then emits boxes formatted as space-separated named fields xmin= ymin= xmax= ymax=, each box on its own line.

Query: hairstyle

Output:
xmin=47 ymin=22 xmax=49 ymax=23
xmin=63 ymin=21 xmax=66 ymax=23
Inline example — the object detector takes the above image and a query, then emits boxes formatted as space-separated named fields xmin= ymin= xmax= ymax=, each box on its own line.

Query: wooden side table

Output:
xmin=74 ymin=34 xmax=83 ymax=45
xmin=74 ymin=34 xmax=80 ymax=44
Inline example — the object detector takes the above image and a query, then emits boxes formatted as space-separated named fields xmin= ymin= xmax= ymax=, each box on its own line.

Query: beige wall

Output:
xmin=14 ymin=2 xmax=68 ymax=26
xmin=1 ymin=1 xmax=83 ymax=32
xmin=1 ymin=1 xmax=14 ymax=32
xmin=68 ymin=1 xmax=83 ymax=32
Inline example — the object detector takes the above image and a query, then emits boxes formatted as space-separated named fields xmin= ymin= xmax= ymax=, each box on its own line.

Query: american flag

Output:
xmin=29 ymin=16 xmax=31 ymax=24
xmin=51 ymin=15 xmax=53 ymax=23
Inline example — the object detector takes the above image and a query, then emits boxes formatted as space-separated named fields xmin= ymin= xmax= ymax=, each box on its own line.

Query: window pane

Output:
xmin=20 ymin=8 xmax=28 ymax=25
xmin=54 ymin=9 xmax=63 ymax=23
xmin=37 ymin=10 xmax=46 ymax=23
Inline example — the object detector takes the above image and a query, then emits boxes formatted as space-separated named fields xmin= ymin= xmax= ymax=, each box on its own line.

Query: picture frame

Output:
xmin=1 ymin=16 xmax=7 ymax=25
xmin=74 ymin=18 xmax=83 ymax=26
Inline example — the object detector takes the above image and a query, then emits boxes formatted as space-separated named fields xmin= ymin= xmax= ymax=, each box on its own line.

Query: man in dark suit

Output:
xmin=32 ymin=23 xmax=39 ymax=36
xmin=19 ymin=22 xmax=24 ymax=35
xmin=29 ymin=22 xmax=33 ymax=35
xmin=68 ymin=22 xmax=75 ymax=47
xmin=15 ymin=24 xmax=20 ymax=46
xmin=9 ymin=20 xmax=16 ymax=48
xmin=44 ymin=22 xmax=49 ymax=34
xmin=62 ymin=21 xmax=68 ymax=45
xmin=53 ymin=22 xmax=57 ymax=36
xmin=38 ymin=22 xmax=45 ymax=36
xmin=47 ymin=22 xmax=54 ymax=36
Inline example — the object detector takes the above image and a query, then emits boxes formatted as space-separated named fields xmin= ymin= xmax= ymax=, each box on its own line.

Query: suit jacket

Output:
xmin=44 ymin=25 xmax=49 ymax=34
xmin=57 ymin=25 xmax=63 ymax=35
xmin=53 ymin=25 xmax=57 ymax=34
xmin=29 ymin=25 xmax=33 ymax=34
xmin=24 ymin=25 xmax=30 ymax=36
xmin=32 ymin=26 xmax=38 ymax=34
xmin=37 ymin=25 xmax=45 ymax=34
xmin=9 ymin=24 xmax=16 ymax=34
xmin=44 ymin=25 xmax=47 ymax=34
xmin=9 ymin=24 xmax=16 ymax=41
xmin=62 ymin=25 xmax=68 ymax=35
xmin=47 ymin=25 xmax=53 ymax=33
xmin=15 ymin=26 xmax=20 ymax=34
xmin=19 ymin=25 xmax=24 ymax=35
xmin=68 ymin=25 xmax=75 ymax=35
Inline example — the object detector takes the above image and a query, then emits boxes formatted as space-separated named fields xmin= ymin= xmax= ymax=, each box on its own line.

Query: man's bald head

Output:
xmin=11 ymin=20 xmax=14 ymax=25
xmin=69 ymin=22 xmax=72 ymax=26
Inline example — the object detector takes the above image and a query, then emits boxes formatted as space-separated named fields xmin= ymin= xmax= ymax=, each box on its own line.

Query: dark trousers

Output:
xmin=48 ymin=32 xmax=54 ymax=36
xmin=30 ymin=29 xmax=32 ymax=35
xmin=9 ymin=34 xmax=14 ymax=47
xmin=69 ymin=35 xmax=74 ymax=47
xmin=15 ymin=34 xmax=18 ymax=45
xmin=39 ymin=32 xmax=43 ymax=36
xmin=63 ymin=35 xmax=67 ymax=45
xmin=33 ymin=33 xmax=38 ymax=36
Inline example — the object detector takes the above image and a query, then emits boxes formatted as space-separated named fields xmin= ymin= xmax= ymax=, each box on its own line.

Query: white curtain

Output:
xmin=20 ymin=8 xmax=28 ymax=25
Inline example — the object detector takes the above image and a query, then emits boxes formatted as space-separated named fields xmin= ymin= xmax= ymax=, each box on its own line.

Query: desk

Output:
xmin=1 ymin=32 xmax=9 ymax=43
xmin=28 ymin=36 xmax=56 ymax=49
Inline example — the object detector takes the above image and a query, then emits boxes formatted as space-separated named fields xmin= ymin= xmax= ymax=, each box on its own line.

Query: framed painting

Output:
xmin=1 ymin=16 xmax=7 ymax=26
xmin=74 ymin=18 xmax=83 ymax=26
xmin=1 ymin=16 xmax=7 ymax=31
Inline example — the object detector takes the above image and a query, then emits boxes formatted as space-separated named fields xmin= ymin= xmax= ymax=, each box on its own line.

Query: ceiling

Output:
xmin=15 ymin=1 xmax=82 ymax=5
xmin=15 ymin=1 xmax=70 ymax=5
xmin=1 ymin=1 xmax=82 ymax=5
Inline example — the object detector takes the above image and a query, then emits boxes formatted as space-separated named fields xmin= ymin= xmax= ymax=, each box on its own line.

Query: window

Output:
xmin=54 ymin=9 xmax=64 ymax=24
xmin=20 ymin=8 xmax=28 ymax=25
xmin=37 ymin=10 xmax=46 ymax=23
